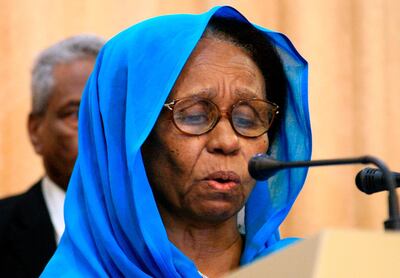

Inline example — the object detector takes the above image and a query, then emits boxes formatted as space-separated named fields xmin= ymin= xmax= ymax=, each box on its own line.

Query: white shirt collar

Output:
xmin=41 ymin=176 xmax=66 ymax=245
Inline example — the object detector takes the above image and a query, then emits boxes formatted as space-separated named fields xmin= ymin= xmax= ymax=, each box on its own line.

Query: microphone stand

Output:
xmin=252 ymin=155 xmax=400 ymax=231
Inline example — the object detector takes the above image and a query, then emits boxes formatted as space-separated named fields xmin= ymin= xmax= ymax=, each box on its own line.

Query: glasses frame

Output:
xmin=163 ymin=96 xmax=279 ymax=138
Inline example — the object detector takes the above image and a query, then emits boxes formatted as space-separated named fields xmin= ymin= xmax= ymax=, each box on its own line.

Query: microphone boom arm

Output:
xmin=250 ymin=155 xmax=400 ymax=231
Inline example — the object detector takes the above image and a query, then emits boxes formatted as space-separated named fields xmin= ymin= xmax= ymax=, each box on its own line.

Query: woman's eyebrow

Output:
xmin=177 ymin=88 xmax=263 ymax=100
xmin=234 ymin=89 xmax=262 ymax=100
xmin=189 ymin=88 xmax=217 ymax=99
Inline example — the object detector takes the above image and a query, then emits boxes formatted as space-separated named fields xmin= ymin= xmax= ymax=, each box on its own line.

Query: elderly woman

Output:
xmin=43 ymin=6 xmax=311 ymax=278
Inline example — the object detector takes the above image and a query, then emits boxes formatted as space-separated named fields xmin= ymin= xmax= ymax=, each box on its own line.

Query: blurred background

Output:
xmin=1 ymin=0 xmax=399 ymax=237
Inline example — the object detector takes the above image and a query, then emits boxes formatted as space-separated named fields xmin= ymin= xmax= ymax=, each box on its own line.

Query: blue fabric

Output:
xmin=42 ymin=6 xmax=311 ymax=277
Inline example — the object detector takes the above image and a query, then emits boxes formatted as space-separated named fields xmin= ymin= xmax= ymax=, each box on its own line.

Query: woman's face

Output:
xmin=142 ymin=38 xmax=269 ymax=224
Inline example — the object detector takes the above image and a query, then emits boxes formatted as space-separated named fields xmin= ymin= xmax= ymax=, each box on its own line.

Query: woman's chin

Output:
xmin=188 ymin=199 xmax=243 ymax=224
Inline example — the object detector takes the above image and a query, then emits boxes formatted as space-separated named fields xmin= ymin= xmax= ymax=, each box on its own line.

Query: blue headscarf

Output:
xmin=42 ymin=6 xmax=311 ymax=277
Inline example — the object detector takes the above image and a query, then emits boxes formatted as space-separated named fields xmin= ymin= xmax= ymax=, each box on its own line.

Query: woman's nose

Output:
xmin=206 ymin=117 xmax=240 ymax=155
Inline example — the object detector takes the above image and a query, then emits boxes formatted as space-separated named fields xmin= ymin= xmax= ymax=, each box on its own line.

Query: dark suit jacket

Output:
xmin=0 ymin=181 xmax=57 ymax=278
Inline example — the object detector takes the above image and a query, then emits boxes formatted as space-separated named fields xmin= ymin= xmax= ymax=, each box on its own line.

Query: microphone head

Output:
xmin=248 ymin=154 xmax=282 ymax=181
xmin=355 ymin=167 xmax=382 ymax=194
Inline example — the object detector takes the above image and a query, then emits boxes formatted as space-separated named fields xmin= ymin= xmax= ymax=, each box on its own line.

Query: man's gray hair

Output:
xmin=31 ymin=34 xmax=105 ymax=114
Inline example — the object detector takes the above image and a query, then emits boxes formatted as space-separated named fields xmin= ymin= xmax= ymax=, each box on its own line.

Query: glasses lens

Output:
xmin=173 ymin=98 xmax=218 ymax=135
xmin=232 ymin=100 xmax=276 ymax=137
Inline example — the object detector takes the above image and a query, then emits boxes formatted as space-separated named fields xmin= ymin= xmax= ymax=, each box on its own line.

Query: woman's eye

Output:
xmin=233 ymin=115 xmax=255 ymax=128
xmin=177 ymin=113 xmax=208 ymax=125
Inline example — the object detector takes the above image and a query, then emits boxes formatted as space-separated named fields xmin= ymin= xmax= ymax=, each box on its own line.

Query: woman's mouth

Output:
xmin=204 ymin=171 xmax=241 ymax=190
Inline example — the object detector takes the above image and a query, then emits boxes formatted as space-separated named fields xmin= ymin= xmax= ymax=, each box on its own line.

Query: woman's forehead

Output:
xmin=168 ymin=38 xmax=265 ymax=101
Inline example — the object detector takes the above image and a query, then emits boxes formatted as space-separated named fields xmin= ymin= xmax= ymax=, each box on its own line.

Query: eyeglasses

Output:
xmin=164 ymin=96 xmax=279 ymax=138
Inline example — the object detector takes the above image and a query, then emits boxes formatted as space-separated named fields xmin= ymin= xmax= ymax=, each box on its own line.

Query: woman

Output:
xmin=42 ymin=6 xmax=311 ymax=277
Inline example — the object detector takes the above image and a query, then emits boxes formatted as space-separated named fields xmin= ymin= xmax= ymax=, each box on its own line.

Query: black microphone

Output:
xmin=356 ymin=168 xmax=400 ymax=194
xmin=248 ymin=154 xmax=400 ymax=231
xmin=248 ymin=154 xmax=287 ymax=180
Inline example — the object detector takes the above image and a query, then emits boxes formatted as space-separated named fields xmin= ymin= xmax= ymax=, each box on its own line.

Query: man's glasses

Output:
xmin=164 ymin=96 xmax=279 ymax=138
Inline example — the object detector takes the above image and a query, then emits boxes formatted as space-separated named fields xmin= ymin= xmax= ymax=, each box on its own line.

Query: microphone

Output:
xmin=248 ymin=154 xmax=287 ymax=180
xmin=356 ymin=168 xmax=400 ymax=194
xmin=248 ymin=154 xmax=400 ymax=231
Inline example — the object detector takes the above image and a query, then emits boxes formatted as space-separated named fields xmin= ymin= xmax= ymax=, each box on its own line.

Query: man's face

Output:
xmin=28 ymin=58 xmax=95 ymax=190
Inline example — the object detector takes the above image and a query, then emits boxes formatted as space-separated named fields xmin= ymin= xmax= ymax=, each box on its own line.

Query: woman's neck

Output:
xmin=160 ymin=210 xmax=243 ymax=277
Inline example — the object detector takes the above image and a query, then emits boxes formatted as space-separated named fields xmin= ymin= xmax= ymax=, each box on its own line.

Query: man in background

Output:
xmin=0 ymin=35 xmax=105 ymax=277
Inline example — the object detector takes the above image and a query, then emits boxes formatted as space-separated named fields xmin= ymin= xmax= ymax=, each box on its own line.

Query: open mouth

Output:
xmin=204 ymin=171 xmax=241 ymax=190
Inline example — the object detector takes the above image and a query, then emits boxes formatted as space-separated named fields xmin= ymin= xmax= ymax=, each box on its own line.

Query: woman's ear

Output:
xmin=27 ymin=113 xmax=44 ymax=155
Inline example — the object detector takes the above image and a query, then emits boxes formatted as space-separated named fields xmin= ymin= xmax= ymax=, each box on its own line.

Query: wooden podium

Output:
xmin=228 ymin=229 xmax=400 ymax=277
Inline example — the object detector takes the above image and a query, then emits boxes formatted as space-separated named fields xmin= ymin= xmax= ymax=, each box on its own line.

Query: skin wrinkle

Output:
xmin=180 ymin=66 xmax=263 ymax=104
xmin=182 ymin=226 xmax=242 ymax=257
xmin=172 ymin=39 xmax=265 ymax=103
xmin=141 ymin=38 xmax=269 ymax=277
